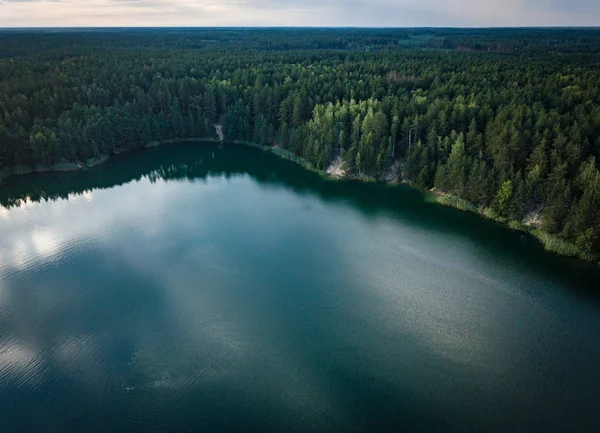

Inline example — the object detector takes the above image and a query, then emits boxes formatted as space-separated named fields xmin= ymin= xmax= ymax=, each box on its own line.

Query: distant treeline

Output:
xmin=0 ymin=28 xmax=599 ymax=257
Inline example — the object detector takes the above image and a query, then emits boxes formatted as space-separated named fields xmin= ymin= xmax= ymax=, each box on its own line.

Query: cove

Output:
xmin=1 ymin=141 xmax=600 ymax=432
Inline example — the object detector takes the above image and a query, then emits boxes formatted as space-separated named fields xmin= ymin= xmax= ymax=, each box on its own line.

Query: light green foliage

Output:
xmin=495 ymin=180 xmax=513 ymax=215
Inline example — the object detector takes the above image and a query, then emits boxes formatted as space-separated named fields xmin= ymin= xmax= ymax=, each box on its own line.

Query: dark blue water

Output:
xmin=1 ymin=142 xmax=599 ymax=432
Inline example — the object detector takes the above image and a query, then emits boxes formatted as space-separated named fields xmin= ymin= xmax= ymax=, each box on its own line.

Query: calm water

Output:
xmin=1 ymin=142 xmax=599 ymax=433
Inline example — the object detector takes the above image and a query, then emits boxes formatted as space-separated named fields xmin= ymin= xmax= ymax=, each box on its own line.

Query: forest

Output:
xmin=0 ymin=28 xmax=599 ymax=258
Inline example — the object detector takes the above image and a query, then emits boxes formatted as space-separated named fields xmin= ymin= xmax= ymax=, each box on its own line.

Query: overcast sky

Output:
xmin=0 ymin=0 xmax=599 ymax=27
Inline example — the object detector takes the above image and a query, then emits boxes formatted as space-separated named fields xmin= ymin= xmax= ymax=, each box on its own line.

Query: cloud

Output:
xmin=0 ymin=0 xmax=599 ymax=26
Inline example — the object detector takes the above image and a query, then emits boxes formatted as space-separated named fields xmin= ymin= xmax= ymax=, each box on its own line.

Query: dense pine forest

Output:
xmin=1 ymin=28 xmax=599 ymax=259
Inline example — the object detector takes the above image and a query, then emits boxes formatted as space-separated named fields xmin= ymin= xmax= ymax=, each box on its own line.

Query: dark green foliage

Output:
xmin=0 ymin=28 xmax=599 ymax=256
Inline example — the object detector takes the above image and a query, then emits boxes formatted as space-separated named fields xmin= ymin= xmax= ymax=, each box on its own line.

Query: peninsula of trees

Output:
xmin=0 ymin=28 xmax=599 ymax=258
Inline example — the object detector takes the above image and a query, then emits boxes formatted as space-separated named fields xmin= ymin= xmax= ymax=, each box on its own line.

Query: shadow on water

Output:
xmin=1 ymin=141 xmax=599 ymax=295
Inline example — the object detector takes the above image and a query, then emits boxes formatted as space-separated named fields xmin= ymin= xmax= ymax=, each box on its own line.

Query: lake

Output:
xmin=1 ymin=142 xmax=599 ymax=432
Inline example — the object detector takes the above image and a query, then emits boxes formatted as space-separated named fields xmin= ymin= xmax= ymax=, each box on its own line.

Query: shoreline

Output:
xmin=0 ymin=155 xmax=110 ymax=183
xmin=429 ymin=189 xmax=598 ymax=263
xmin=0 ymin=137 xmax=596 ymax=264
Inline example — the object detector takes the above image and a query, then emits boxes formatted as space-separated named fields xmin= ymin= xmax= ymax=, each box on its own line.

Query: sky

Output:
xmin=0 ymin=0 xmax=599 ymax=28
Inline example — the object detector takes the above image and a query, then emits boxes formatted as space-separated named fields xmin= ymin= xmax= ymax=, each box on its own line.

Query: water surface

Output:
xmin=1 ymin=142 xmax=599 ymax=432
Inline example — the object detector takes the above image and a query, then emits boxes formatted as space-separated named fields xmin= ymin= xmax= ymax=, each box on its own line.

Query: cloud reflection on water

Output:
xmin=0 ymin=174 xmax=359 ymax=430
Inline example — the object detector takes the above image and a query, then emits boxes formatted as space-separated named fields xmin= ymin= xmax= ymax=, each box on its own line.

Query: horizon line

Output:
xmin=1 ymin=25 xmax=599 ymax=30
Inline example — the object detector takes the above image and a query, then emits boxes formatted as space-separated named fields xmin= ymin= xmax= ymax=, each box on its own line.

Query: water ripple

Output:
xmin=0 ymin=337 xmax=44 ymax=390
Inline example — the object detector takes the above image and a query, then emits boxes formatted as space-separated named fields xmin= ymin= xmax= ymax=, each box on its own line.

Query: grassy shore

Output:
xmin=434 ymin=193 xmax=597 ymax=262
